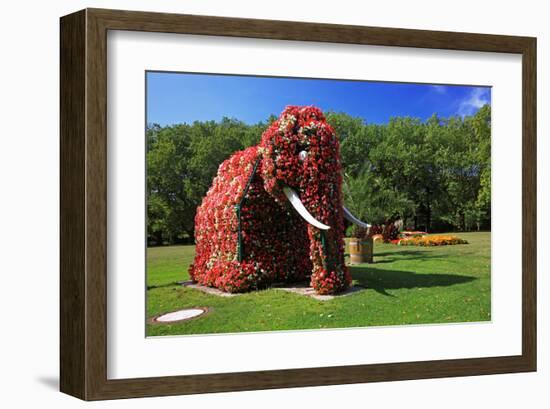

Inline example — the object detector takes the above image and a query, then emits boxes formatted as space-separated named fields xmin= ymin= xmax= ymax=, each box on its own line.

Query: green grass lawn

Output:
xmin=146 ymin=232 xmax=491 ymax=336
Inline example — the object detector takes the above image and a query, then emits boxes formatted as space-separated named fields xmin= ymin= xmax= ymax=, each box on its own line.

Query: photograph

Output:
xmin=145 ymin=72 xmax=492 ymax=336
xmin=0 ymin=0 xmax=542 ymax=403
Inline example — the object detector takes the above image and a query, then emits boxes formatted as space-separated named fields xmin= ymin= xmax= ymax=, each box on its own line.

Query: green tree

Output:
xmin=343 ymin=171 xmax=414 ymax=226
xmin=436 ymin=106 xmax=491 ymax=230
xmin=147 ymin=106 xmax=492 ymax=243
xmin=147 ymin=118 xmax=266 ymax=244
xmin=326 ymin=111 xmax=365 ymax=143
xmin=147 ymin=124 xmax=194 ymax=244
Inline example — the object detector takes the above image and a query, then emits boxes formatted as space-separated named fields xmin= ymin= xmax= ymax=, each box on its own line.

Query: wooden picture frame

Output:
xmin=60 ymin=8 xmax=537 ymax=400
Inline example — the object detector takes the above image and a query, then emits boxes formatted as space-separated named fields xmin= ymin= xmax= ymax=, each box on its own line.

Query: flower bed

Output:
xmin=400 ymin=230 xmax=427 ymax=238
xmin=397 ymin=235 xmax=468 ymax=246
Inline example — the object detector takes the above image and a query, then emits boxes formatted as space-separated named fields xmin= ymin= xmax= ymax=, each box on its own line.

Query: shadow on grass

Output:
xmin=350 ymin=265 xmax=476 ymax=297
xmin=147 ymin=282 xmax=181 ymax=290
xmin=371 ymin=249 xmax=451 ymax=264
xmin=375 ymin=250 xmax=431 ymax=257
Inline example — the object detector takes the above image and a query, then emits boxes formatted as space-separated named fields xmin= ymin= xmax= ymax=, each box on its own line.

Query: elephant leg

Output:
xmin=209 ymin=259 xmax=267 ymax=293
xmin=308 ymin=228 xmax=352 ymax=294
xmin=191 ymin=256 xmax=274 ymax=293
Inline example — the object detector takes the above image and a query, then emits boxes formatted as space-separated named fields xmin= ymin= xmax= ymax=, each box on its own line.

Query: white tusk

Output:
xmin=283 ymin=187 xmax=330 ymax=230
xmin=343 ymin=206 xmax=371 ymax=229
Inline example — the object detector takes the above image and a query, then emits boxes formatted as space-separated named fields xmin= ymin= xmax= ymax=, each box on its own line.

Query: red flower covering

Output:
xmin=189 ymin=106 xmax=350 ymax=294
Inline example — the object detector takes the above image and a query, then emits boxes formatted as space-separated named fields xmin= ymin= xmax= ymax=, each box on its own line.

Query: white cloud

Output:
xmin=431 ymin=85 xmax=448 ymax=94
xmin=457 ymin=88 xmax=490 ymax=116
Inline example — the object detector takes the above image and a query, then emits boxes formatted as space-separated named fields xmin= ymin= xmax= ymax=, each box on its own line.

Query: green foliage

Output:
xmin=147 ymin=107 xmax=491 ymax=244
xmin=336 ymin=107 xmax=491 ymax=231
xmin=147 ymin=118 xmax=267 ymax=244
xmin=343 ymin=171 xmax=414 ymax=226
xmin=147 ymin=124 xmax=193 ymax=244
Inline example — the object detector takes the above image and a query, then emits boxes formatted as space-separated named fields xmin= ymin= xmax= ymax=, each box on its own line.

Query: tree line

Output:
xmin=147 ymin=106 xmax=490 ymax=245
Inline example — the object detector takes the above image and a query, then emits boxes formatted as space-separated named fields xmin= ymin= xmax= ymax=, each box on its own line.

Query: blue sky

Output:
xmin=146 ymin=71 xmax=491 ymax=126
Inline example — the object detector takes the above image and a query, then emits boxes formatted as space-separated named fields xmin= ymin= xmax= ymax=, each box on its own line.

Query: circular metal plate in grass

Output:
xmin=153 ymin=307 xmax=209 ymax=324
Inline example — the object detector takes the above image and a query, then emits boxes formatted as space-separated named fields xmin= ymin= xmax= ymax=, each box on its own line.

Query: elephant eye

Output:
xmin=298 ymin=150 xmax=308 ymax=161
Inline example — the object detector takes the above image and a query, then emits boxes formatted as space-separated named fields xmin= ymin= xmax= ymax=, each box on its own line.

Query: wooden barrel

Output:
xmin=348 ymin=237 xmax=374 ymax=264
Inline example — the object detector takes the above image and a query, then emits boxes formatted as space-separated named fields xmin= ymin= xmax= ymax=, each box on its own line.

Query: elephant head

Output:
xmin=259 ymin=106 xmax=369 ymax=294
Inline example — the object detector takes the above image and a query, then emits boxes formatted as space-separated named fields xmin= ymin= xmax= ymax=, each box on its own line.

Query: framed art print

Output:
xmin=60 ymin=8 xmax=536 ymax=400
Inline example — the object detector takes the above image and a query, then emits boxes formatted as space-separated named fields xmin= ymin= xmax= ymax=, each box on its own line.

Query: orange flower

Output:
xmin=397 ymin=235 xmax=468 ymax=246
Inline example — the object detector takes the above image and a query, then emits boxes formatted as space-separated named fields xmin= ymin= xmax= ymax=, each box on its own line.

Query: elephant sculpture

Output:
xmin=189 ymin=106 xmax=369 ymax=295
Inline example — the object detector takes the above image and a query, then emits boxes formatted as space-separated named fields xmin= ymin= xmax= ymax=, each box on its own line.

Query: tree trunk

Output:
xmin=460 ymin=212 xmax=466 ymax=231
xmin=426 ymin=201 xmax=432 ymax=233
